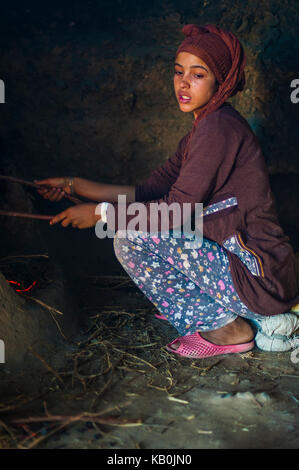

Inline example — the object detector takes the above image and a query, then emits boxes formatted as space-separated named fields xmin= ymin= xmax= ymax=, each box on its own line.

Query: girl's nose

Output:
xmin=181 ymin=75 xmax=190 ymax=88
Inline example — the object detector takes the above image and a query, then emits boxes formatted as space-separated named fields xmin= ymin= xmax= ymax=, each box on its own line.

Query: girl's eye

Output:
xmin=174 ymin=71 xmax=204 ymax=78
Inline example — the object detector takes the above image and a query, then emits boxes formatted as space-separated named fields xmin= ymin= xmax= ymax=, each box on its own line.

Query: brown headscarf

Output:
xmin=176 ymin=24 xmax=246 ymax=163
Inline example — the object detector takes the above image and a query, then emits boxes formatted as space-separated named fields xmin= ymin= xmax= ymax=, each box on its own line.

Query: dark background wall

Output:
xmin=0 ymin=0 xmax=298 ymax=277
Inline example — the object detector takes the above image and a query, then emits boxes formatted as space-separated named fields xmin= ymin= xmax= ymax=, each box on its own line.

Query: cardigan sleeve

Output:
xmin=106 ymin=113 xmax=240 ymax=233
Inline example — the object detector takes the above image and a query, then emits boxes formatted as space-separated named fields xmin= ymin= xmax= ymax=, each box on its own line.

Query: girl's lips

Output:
xmin=179 ymin=94 xmax=191 ymax=103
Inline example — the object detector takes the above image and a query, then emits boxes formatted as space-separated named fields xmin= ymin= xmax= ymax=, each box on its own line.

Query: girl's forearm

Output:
xmin=73 ymin=178 xmax=136 ymax=203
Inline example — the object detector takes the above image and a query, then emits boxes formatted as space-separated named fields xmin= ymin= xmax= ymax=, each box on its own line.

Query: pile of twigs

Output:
xmin=0 ymin=274 xmax=224 ymax=449
xmin=0 ymin=293 xmax=177 ymax=448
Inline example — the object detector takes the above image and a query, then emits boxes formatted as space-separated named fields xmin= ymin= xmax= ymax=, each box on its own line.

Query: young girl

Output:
xmin=36 ymin=24 xmax=299 ymax=358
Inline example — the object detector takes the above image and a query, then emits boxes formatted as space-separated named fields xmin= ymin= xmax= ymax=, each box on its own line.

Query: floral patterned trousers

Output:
xmin=113 ymin=229 xmax=264 ymax=336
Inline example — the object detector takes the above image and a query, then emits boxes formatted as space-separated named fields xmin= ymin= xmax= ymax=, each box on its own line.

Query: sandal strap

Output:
xmin=167 ymin=332 xmax=254 ymax=358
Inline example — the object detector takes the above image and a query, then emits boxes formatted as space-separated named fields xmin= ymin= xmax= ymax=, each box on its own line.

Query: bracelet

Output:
xmin=66 ymin=176 xmax=74 ymax=195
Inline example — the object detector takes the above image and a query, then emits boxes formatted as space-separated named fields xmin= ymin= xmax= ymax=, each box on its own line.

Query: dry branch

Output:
xmin=27 ymin=346 xmax=64 ymax=384
xmin=0 ymin=210 xmax=53 ymax=220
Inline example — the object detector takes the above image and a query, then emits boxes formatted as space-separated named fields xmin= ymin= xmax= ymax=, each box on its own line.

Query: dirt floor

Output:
xmin=0 ymin=273 xmax=299 ymax=449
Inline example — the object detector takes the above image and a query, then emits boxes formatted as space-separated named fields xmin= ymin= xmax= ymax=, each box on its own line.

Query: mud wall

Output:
xmin=0 ymin=264 xmax=79 ymax=370
xmin=0 ymin=0 xmax=298 ymax=269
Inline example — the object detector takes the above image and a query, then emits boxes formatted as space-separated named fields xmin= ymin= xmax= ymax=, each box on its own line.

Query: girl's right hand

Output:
xmin=34 ymin=177 xmax=71 ymax=202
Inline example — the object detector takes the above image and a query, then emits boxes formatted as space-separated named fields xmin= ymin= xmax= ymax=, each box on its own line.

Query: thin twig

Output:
xmin=49 ymin=311 xmax=67 ymax=340
xmin=0 ymin=394 xmax=46 ymax=414
xmin=27 ymin=346 xmax=64 ymax=384
xmin=112 ymin=346 xmax=157 ymax=370
xmin=86 ymin=275 xmax=130 ymax=281
xmin=0 ymin=253 xmax=49 ymax=263
xmin=121 ymin=343 xmax=158 ymax=349
xmin=18 ymin=293 xmax=63 ymax=315
xmin=14 ymin=415 xmax=142 ymax=426
xmin=18 ymin=421 xmax=70 ymax=449
xmin=0 ymin=419 xmax=17 ymax=444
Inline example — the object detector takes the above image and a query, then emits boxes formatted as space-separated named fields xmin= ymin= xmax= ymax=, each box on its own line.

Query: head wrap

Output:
xmin=175 ymin=24 xmax=246 ymax=162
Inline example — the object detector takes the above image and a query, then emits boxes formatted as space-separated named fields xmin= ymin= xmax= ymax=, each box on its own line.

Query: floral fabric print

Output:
xmin=113 ymin=229 xmax=265 ymax=336
xmin=203 ymin=197 xmax=238 ymax=216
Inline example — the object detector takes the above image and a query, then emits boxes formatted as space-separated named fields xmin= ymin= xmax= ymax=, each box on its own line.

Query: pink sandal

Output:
xmin=166 ymin=331 xmax=254 ymax=358
xmin=155 ymin=313 xmax=168 ymax=320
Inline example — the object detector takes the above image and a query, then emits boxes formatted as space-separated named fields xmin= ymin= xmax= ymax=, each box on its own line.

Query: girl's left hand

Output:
xmin=50 ymin=203 xmax=101 ymax=229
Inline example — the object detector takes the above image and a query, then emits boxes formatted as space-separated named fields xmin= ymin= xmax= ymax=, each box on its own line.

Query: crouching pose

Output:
xmin=36 ymin=24 xmax=299 ymax=358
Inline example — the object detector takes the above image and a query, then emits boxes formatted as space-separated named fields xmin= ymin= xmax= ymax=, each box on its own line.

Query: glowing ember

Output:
xmin=7 ymin=279 xmax=37 ymax=294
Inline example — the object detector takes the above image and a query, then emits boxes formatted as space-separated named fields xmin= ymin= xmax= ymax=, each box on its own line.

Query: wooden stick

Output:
xmin=0 ymin=210 xmax=53 ymax=220
xmin=12 ymin=414 xmax=142 ymax=426
xmin=0 ymin=175 xmax=82 ymax=205
xmin=27 ymin=346 xmax=64 ymax=384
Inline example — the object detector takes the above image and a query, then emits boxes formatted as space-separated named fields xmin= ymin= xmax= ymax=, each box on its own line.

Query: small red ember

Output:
xmin=7 ymin=279 xmax=37 ymax=293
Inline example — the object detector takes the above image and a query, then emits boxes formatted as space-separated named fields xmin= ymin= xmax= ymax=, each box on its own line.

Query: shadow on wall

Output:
xmin=0 ymin=1 xmax=298 ymax=275
xmin=243 ymin=15 xmax=299 ymax=250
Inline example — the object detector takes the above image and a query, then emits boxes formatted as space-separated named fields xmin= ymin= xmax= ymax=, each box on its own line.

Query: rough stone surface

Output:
xmin=0 ymin=262 xmax=81 ymax=371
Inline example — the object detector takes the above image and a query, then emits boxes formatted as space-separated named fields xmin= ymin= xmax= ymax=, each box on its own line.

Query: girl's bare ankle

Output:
xmin=200 ymin=317 xmax=254 ymax=345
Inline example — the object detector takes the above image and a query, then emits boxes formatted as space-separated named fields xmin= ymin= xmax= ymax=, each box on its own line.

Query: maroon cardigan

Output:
xmin=107 ymin=102 xmax=299 ymax=315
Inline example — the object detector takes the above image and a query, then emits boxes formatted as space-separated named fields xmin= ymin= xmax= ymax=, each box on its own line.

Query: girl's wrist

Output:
xmin=72 ymin=177 xmax=77 ymax=195
xmin=64 ymin=176 xmax=76 ymax=195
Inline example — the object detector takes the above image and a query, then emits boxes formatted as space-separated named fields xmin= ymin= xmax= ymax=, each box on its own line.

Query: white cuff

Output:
xmin=100 ymin=201 xmax=110 ymax=223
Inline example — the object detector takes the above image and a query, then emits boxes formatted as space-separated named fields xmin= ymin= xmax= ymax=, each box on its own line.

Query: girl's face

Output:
xmin=174 ymin=52 xmax=219 ymax=119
